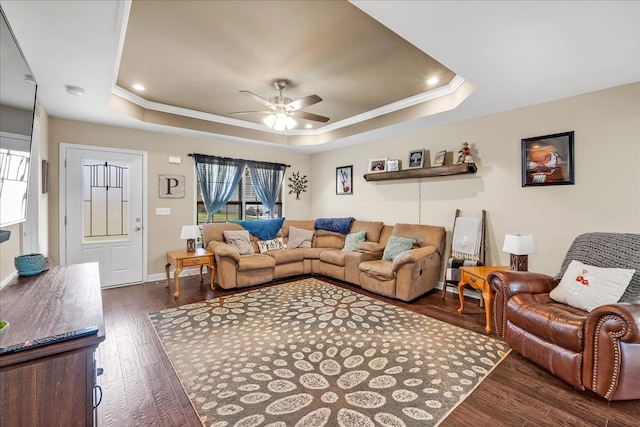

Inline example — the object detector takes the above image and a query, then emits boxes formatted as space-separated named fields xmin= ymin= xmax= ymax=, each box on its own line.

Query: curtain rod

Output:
xmin=188 ymin=153 xmax=290 ymax=168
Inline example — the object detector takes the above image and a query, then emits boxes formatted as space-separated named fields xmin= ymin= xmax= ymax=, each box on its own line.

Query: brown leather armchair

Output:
xmin=488 ymin=232 xmax=640 ymax=401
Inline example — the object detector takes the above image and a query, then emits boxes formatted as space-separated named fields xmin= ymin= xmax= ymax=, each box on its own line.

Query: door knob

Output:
xmin=135 ymin=227 xmax=141 ymax=231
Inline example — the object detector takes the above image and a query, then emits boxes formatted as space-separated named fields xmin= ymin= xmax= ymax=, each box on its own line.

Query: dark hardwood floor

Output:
xmin=97 ymin=274 xmax=639 ymax=426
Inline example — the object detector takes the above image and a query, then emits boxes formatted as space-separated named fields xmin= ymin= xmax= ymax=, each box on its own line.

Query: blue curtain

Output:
xmin=247 ymin=161 xmax=286 ymax=218
xmin=194 ymin=155 xmax=246 ymax=222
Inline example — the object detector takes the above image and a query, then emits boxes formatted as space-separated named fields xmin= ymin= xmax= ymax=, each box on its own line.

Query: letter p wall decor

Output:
xmin=159 ymin=174 xmax=185 ymax=198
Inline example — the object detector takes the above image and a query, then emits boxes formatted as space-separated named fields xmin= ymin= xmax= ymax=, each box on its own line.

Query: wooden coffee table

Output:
xmin=165 ymin=248 xmax=215 ymax=298
xmin=457 ymin=265 xmax=510 ymax=333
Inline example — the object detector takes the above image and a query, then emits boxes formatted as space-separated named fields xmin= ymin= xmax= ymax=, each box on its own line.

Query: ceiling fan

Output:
xmin=229 ymin=80 xmax=329 ymax=131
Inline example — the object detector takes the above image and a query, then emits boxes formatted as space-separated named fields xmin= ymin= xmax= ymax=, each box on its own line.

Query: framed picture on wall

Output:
xmin=522 ymin=131 xmax=574 ymax=186
xmin=336 ymin=165 xmax=353 ymax=195
xmin=407 ymin=149 xmax=425 ymax=169
xmin=368 ymin=158 xmax=388 ymax=173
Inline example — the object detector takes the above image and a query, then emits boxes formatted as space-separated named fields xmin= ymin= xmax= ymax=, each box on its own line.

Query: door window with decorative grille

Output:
xmin=83 ymin=160 xmax=129 ymax=242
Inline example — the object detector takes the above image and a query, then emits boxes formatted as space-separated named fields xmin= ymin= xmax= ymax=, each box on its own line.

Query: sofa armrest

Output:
xmin=392 ymin=246 xmax=437 ymax=271
xmin=582 ymin=302 xmax=640 ymax=400
xmin=213 ymin=243 xmax=241 ymax=263
xmin=357 ymin=241 xmax=385 ymax=253
xmin=488 ymin=270 xmax=557 ymax=338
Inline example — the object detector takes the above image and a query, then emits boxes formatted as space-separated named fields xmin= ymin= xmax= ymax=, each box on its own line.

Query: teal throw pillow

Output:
xmin=382 ymin=236 xmax=416 ymax=261
xmin=342 ymin=231 xmax=366 ymax=252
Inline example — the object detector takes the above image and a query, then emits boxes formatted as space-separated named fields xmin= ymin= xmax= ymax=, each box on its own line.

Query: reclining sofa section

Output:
xmin=202 ymin=219 xmax=445 ymax=302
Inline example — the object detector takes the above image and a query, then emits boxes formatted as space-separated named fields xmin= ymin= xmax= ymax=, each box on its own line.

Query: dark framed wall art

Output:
xmin=522 ymin=131 xmax=574 ymax=187
xmin=336 ymin=165 xmax=353 ymax=195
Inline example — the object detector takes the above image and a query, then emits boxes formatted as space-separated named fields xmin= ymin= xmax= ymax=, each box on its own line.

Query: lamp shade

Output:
xmin=180 ymin=225 xmax=200 ymax=240
xmin=502 ymin=233 xmax=536 ymax=255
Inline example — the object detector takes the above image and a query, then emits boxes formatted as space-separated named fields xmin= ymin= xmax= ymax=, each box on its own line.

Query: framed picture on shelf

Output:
xmin=387 ymin=159 xmax=401 ymax=171
xmin=336 ymin=165 xmax=353 ymax=195
xmin=433 ymin=150 xmax=446 ymax=167
xmin=407 ymin=149 xmax=425 ymax=169
xmin=522 ymin=131 xmax=574 ymax=187
xmin=368 ymin=158 xmax=388 ymax=173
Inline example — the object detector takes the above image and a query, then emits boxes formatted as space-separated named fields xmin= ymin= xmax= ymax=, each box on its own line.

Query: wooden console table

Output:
xmin=0 ymin=263 xmax=105 ymax=426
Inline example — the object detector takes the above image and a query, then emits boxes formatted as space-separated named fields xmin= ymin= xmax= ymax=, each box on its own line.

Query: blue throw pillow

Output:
xmin=230 ymin=217 xmax=285 ymax=240
xmin=382 ymin=236 xmax=416 ymax=261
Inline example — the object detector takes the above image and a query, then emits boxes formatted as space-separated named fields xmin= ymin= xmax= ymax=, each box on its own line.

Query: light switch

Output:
xmin=156 ymin=207 xmax=171 ymax=215
xmin=168 ymin=156 xmax=181 ymax=164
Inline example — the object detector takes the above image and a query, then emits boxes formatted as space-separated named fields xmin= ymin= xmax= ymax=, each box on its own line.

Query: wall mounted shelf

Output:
xmin=364 ymin=163 xmax=477 ymax=182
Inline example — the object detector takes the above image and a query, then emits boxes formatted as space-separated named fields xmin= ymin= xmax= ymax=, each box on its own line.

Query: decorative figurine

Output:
xmin=457 ymin=141 xmax=474 ymax=164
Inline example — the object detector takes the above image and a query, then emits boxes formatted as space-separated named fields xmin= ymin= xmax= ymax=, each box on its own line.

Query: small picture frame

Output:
xmin=432 ymin=150 xmax=446 ymax=167
xmin=522 ymin=131 xmax=575 ymax=187
xmin=336 ymin=165 xmax=353 ymax=195
xmin=368 ymin=158 xmax=388 ymax=173
xmin=387 ymin=159 xmax=401 ymax=172
xmin=407 ymin=149 xmax=425 ymax=169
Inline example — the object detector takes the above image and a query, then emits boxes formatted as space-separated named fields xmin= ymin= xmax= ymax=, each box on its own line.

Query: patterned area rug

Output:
xmin=149 ymin=278 xmax=510 ymax=427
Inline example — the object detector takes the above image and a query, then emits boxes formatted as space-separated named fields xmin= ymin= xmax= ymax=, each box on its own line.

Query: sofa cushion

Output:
xmin=266 ymin=249 xmax=305 ymax=264
xmin=343 ymin=231 xmax=366 ymax=252
xmin=320 ymin=250 xmax=346 ymax=267
xmin=357 ymin=242 xmax=385 ymax=252
xmin=236 ymin=253 xmax=276 ymax=271
xmin=550 ymin=260 xmax=635 ymax=312
xmin=288 ymin=226 xmax=315 ymax=249
xmin=223 ymin=230 xmax=254 ymax=255
xmin=351 ymin=220 xmax=385 ymax=243
xmin=359 ymin=260 xmax=395 ymax=280
xmin=256 ymin=238 xmax=285 ymax=253
xmin=230 ymin=218 xmax=285 ymax=240
xmin=382 ymin=236 xmax=416 ymax=261
xmin=506 ymin=292 xmax=587 ymax=352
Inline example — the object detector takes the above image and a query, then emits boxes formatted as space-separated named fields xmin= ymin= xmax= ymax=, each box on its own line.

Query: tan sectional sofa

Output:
xmin=202 ymin=219 xmax=445 ymax=302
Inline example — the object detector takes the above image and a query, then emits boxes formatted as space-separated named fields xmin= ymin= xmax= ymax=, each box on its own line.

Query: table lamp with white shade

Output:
xmin=502 ymin=233 xmax=536 ymax=271
xmin=180 ymin=225 xmax=200 ymax=252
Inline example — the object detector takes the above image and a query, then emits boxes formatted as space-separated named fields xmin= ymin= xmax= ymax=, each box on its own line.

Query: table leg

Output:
xmin=457 ymin=281 xmax=466 ymax=314
xmin=209 ymin=263 xmax=216 ymax=290
xmin=199 ymin=265 xmax=204 ymax=283
xmin=173 ymin=265 xmax=182 ymax=298
xmin=165 ymin=263 xmax=171 ymax=288
xmin=482 ymin=290 xmax=494 ymax=334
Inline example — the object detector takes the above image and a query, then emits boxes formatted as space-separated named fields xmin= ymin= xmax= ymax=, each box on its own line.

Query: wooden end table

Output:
xmin=165 ymin=248 xmax=215 ymax=298
xmin=457 ymin=265 xmax=510 ymax=334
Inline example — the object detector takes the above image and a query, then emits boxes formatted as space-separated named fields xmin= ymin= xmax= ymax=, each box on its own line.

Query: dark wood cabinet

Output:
xmin=0 ymin=263 xmax=105 ymax=426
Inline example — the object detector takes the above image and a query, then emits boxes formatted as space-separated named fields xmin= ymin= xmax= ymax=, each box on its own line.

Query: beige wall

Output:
xmin=311 ymin=82 xmax=640 ymax=276
xmin=5 ymin=82 xmax=637 ymax=286
xmin=47 ymin=121 xmax=313 ymax=276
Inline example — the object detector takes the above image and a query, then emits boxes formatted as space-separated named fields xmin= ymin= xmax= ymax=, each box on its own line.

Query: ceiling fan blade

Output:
xmin=228 ymin=110 xmax=272 ymax=115
xmin=240 ymin=90 xmax=275 ymax=108
xmin=291 ymin=110 xmax=330 ymax=123
xmin=287 ymin=94 xmax=322 ymax=111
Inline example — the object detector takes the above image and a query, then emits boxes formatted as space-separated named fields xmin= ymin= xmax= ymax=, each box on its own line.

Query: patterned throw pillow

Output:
xmin=257 ymin=238 xmax=285 ymax=254
xmin=550 ymin=260 xmax=635 ymax=312
xmin=223 ymin=230 xmax=254 ymax=255
xmin=382 ymin=236 xmax=416 ymax=261
xmin=288 ymin=227 xmax=314 ymax=249
xmin=342 ymin=231 xmax=366 ymax=252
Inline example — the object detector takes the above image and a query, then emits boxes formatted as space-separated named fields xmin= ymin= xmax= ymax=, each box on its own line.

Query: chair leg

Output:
xmin=441 ymin=282 xmax=449 ymax=299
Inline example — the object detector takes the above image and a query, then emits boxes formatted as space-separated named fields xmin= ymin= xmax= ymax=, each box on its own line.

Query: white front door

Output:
xmin=62 ymin=145 xmax=145 ymax=287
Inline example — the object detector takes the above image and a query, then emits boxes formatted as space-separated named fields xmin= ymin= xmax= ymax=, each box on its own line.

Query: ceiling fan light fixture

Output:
xmin=264 ymin=112 xmax=296 ymax=131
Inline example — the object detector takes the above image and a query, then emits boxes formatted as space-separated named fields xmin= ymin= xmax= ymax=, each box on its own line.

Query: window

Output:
xmin=196 ymin=167 xmax=283 ymax=224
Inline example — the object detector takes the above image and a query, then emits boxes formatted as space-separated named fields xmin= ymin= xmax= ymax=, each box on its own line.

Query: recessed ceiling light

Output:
xmin=132 ymin=83 xmax=146 ymax=92
xmin=305 ymin=124 xmax=313 ymax=129
xmin=65 ymin=85 xmax=85 ymax=96
xmin=427 ymin=76 xmax=439 ymax=86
